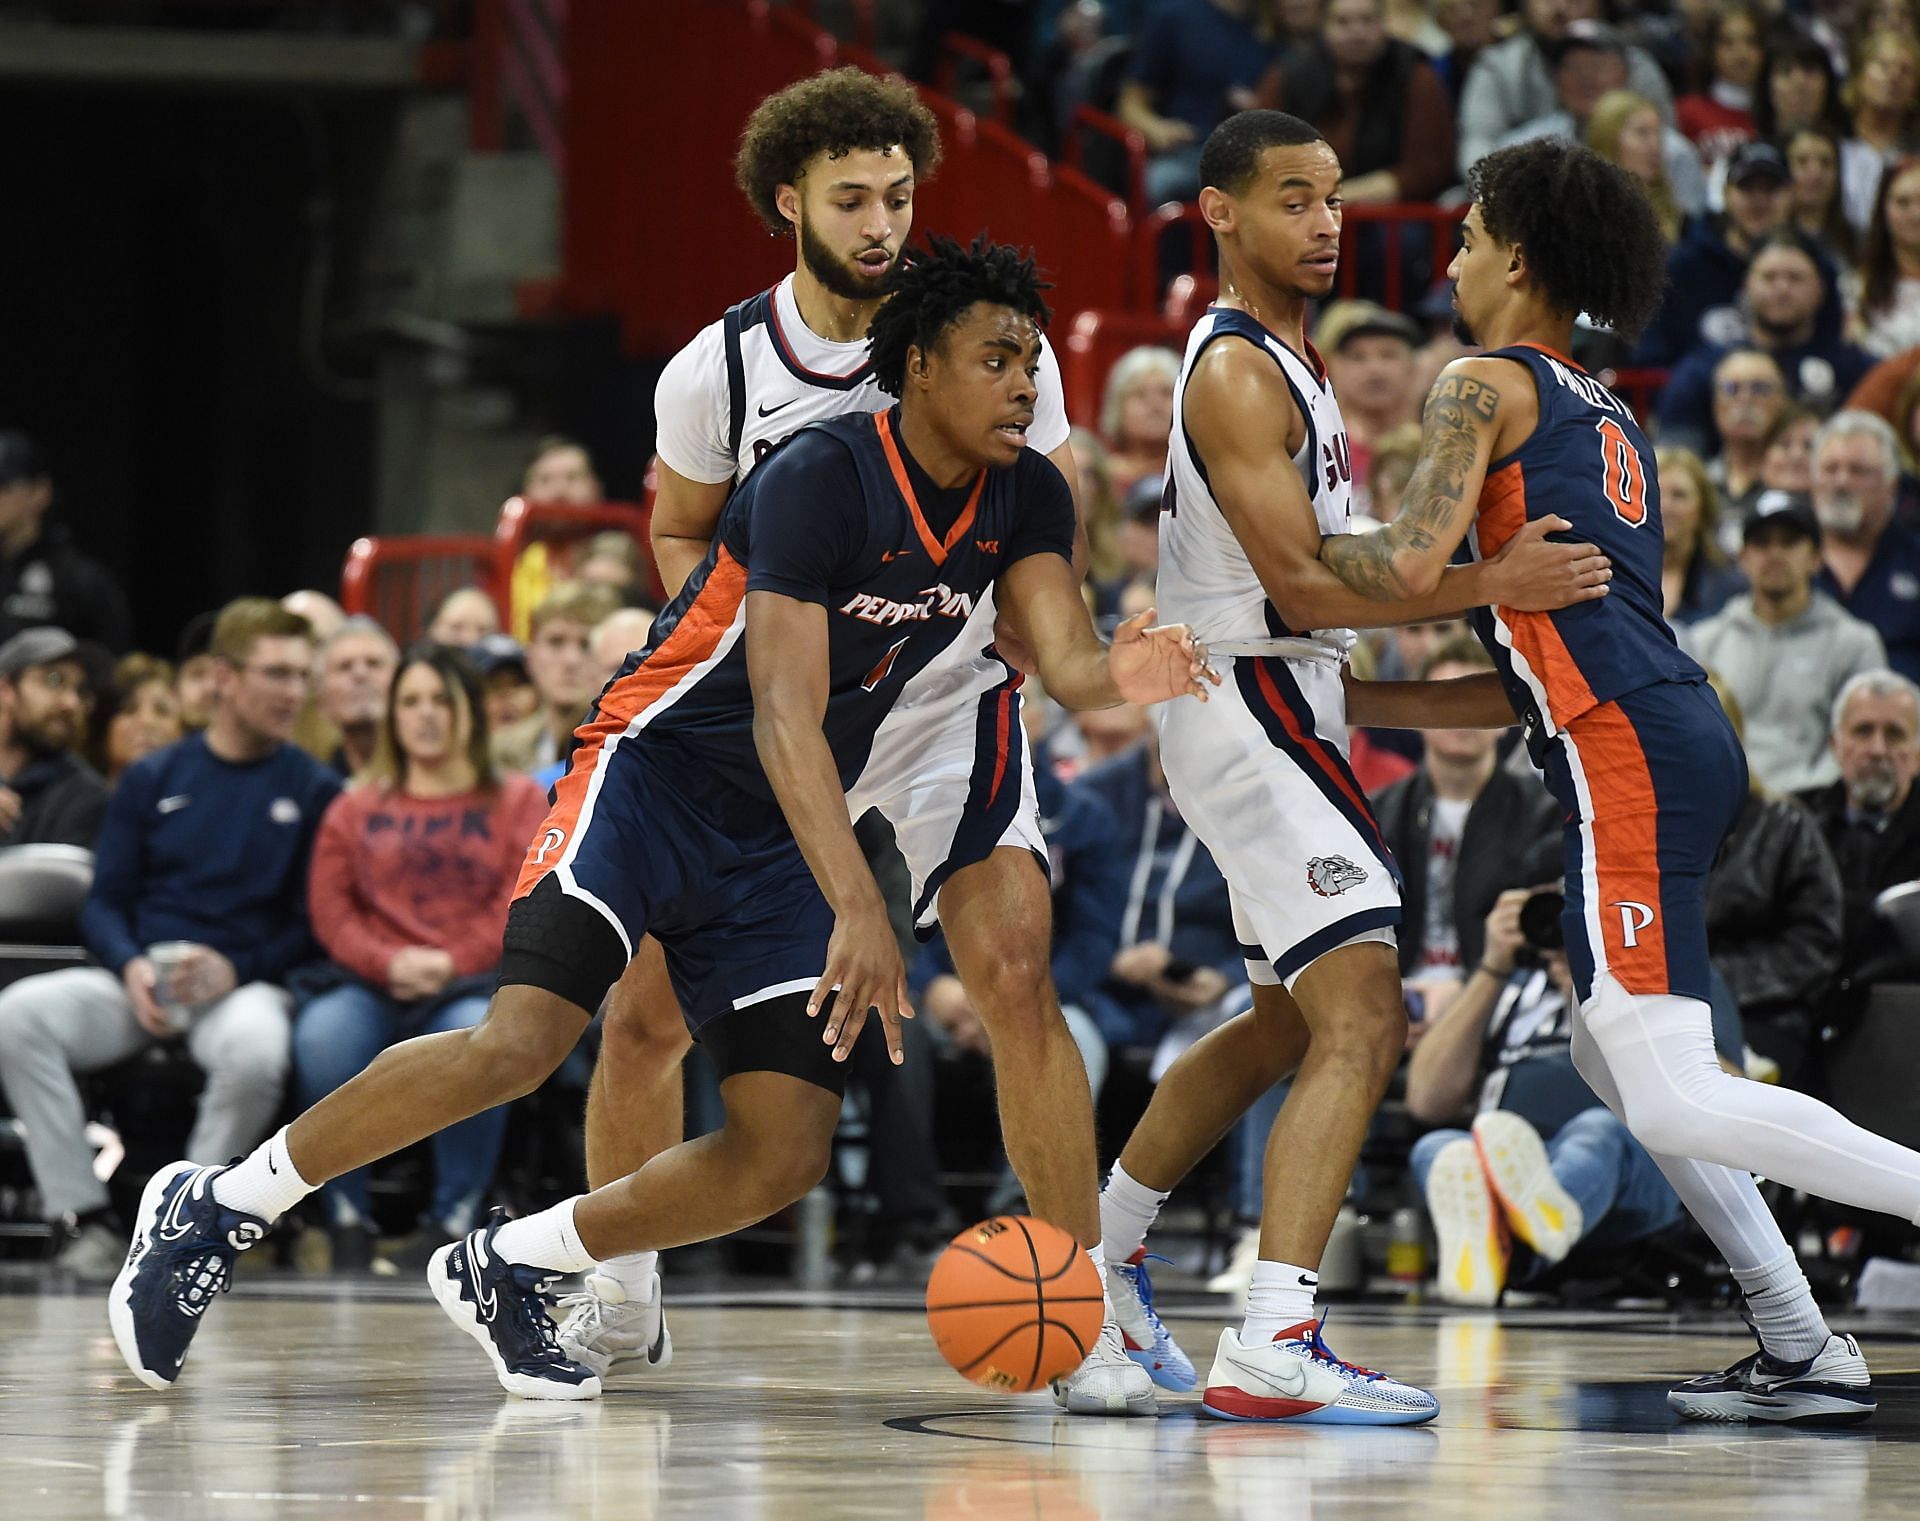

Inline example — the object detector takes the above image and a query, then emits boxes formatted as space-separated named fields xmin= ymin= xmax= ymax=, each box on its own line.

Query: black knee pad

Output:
xmin=699 ymin=989 xmax=856 ymax=1097
xmin=497 ymin=874 xmax=631 ymax=1016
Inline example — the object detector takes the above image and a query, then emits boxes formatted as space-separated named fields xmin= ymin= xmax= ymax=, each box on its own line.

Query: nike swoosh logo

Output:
xmin=881 ymin=549 xmax=912 ymax=562
xmin=158 ymin=795 xmax=190 ymax=814
xmin=757 ymin=399 xmax=798 ymax=418
xmin=153 ymin=1168 xmax=207 ymax=1244
xmin=1297 ymin=1273 xmax=1319 ymax=1287
xmin=1225 ymin=1351 xmax=1311 ymax=1398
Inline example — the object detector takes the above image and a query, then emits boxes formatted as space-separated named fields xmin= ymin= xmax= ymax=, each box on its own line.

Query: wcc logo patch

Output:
xmin=1306 ymin=856 xmax=1368 ymax=898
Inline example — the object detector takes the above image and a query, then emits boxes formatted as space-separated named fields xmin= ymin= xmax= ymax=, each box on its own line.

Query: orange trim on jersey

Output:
xmin=1476 ymin=461 xmax=1597 ymax=730
xmin=1567 ymin=702 xmax=1670 ymax=993
xmin=512 ymin=548 xmax=749 ymax=903
xmin=876 ymin=410 xmax=984 ymax=567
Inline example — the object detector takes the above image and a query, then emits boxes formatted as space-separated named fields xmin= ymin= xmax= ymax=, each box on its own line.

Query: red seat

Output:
xmin=339 ymin=535 xmax=498 ymax=642
xmin=1061 ymin=308 xmax=1186 ymax=429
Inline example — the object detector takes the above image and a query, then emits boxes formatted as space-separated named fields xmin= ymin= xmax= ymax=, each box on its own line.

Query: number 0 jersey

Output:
xmin=1158 ymin=307 xmax=1359 ymax=662
xmin=1463 ymin=344 xmax=1704 ymax=751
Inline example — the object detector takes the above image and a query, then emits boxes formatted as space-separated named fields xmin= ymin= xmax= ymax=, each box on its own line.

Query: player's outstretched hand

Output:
xmin=1109 ymin=608 xmax=1222 ymax=705
xmin=1482 ymin=515 xmax=1612 ymax=612
xmin=810 ymin=904 xmax=915 ymax=1066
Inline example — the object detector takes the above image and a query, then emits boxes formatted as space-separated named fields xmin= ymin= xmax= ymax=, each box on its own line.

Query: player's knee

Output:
xmin=600 ymin=992 xmax=691 ymax=1068
xmin=964 ymin=944 xmax=1055 ymax=1033
xmin=1615 ymin=1077 xmax=1717 ymax=1159
xmin=463 ymin=1004 xmax=576 ymax=1099
xmin=1320 ymin=992 xmax=1406 ymax=1070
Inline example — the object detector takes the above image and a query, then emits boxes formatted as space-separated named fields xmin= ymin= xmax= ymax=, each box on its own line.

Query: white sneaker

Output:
xmin=1201 ymin=1322 xmax=1439 ymax=1425
xmin=1471 ymin=1110 xmax=1583 ymax=1263
xmin=1425 ymin=1137 xmax=1510 ymax=1308
xmin=555 ymin=1272 xmax=672 ymax=1380
xmin=1050 ymin=1319 xmax=1159 ymax=1416
xmin=1206 ymin=1225 xmax=1260 ymax=1300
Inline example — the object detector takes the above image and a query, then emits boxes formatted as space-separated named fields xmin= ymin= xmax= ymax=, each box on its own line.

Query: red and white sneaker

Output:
xmin=1201 ymin=1319 xmax=1439 ymax=1425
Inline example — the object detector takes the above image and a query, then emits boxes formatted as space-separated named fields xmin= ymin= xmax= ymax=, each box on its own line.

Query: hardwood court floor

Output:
xmin=6 ymin=1275 xmax=1920 ymax=1520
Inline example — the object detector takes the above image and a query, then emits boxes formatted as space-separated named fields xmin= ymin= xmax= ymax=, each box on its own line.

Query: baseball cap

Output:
xmin=471 ymin=632 xmax=530 ymax=679
xmin=1124 ymin=473 xmax=1166 ymax=524
xmin=0 ymin=626 xmax=78 ymax=680
xmin=175 ymin=610 xmax=218 ymax=666
xmin=1553 ymin=19 xmax=1627 ymax=61
xmin=0 ymin=431 xmax=46 ymax=488
xmin=1727 ymin=141 xmax=1790 ymax=189
xmin=1743 ymin=489 xmax=1820 ymax=545
xmin=1318 ymin=301 xmax=1422 ymax=354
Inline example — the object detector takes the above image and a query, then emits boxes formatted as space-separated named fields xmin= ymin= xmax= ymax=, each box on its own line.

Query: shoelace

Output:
xmin=1126 ymin=1253 xmax=1173 ymax=1312
xmin=171 ymin=1246 xmax=237 ymax=1315
xmin=553 ymin=1290 xmax=609 ymax=1336
xmin=509 ymin=1275 xmax=570 ymax=1360
xmin=1294 ymin=1313 xmax=1384 ymax=1382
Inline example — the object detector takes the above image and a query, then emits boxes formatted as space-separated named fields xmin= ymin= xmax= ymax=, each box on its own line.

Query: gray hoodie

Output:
xmin=1457 ymin=32 xmax=1675 ymax=178
xmin=1682 ymin=591 xmax=1888 ymax=794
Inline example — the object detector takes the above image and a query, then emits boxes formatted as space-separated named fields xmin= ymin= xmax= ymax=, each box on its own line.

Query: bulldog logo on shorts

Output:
xmin=1306 ymin=856 xmax=1368 ymax=898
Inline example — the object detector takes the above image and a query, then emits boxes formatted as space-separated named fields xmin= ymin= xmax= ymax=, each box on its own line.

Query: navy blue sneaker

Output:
xmin=428 ymin=1211 xmax=602 ymax=1400
xmin=1669 ymin=1334 xmax=1875 ymax=1425
xmin=108 ymin=1161 xmax=267 ymax=1391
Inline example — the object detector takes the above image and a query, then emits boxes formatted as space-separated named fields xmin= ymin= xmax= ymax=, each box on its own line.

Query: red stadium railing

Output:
xmin=1333 ymin=202 xmax=1468 ymax=311
xmin=340 ymin=535 xmax=498 ymax=643
xmin=1063 ymin=104 xmax=1148 ymax=219
xmin=1061 ymin=309 xmax=1187 ymax=428
xmin=493 ymin=497 xmax=663 ymax=610
xmin=1137 ymin=202 xmax=1213 ymax=308
xmin=1604 ymin=367 xmax=1670 ymax=425
xmin=937 ymin=33 xmax=1016 ymax=127
xmin=785 ymin=0 xmax=877 ymax=51
xmin=470 ymin=0 xmax=568 ymax=168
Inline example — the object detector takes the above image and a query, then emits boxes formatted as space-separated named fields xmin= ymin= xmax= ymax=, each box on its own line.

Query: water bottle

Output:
xmin=793 ymin=1185 xmax=834 ymax=1289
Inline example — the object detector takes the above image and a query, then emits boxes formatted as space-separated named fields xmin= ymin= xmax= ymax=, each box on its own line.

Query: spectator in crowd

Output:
xmin=313 ymin=617 xmax=401 ymax=779
xmin=492 ymin=582 xmax=618 ymax=775
xmin=1786 ymin=127 xmax=1859 ymax=271
xmin=1754 ymin=26 xmax=1847 ymax=146
xmin=1260 ymin=0 xmax=1457 ymax=205
xmin=1635 ymin=141 xmax=1794 ymax=367
xmin=1841 ymin=29 xmax=1920 ymax=234
xmin=0 ymin=598 xmax=338 ymax=1278
xmin=1431 ymin=0 xmax=1499 ymax=102
xmin=1118 ymin=0 xmax=1277 ymax=205
xmin=1318 ymin=302 xmax=1422 ymax=510
xmin=1406 ymin=865 xmax=1746 ymax=1307
xmin=1842 ymin=341 xmax=1920 ymax=420
xmin=298 ymin=646 xmax=549 ymax=1270
xmin=0 ymin=431 xmax=130 ymax=653
xmin=427 ymin=587 xmax=501 ymax=649
xmin=1114 ymin=476 xmax=1163 ymax=602
xmin=281 ymin=590 xmax=345 ymax=646
xmin=173 ymin=611 xmax=218 ymax=732
xmin=1761 ymin=397 xmax=1822 ymax=486
xmin=1497 ymin=25 xmax=1706 ymax=216
xmin=1099 ymin=347 xmax=1179 ymax=501
xmin=1370 ymin=637 xmax=1558 ymax=1012
xmin=1685 ymin=490 xmax=1889 ymax=793
xmin=1702 ymin=347 xmax=1789 ymax=519
xmin=1586 ymin=89 xmax=1695 ymax=243
xmin=1814 ymin=410 xmax=1920 ymax=681
xmin=471 ymin=635 xmax=539 ymax=739
xmin=1796 ymin=669 xmax=1920 ymax=1025
xmin=1703 ymin=679 xmax=1845 ymax=1089
xmin=588 ymin=606 xmax=657 ymax=691
xmin=573 ymin=530 xmax=639 ymax=597
xmin=1068 ymin=427 xmax=1130 ymax=611
xmin=1365 ymin=422 xmax=1423 ymax=525
xmin=1654 ymin=446 xmax=1745 ymax=623
xmin=1657 ymin=235 xmax=1874 ymax=450
xmin=1854 ymin=156 xmax=1920 ymax=355
xmin=521 ymin=435 xmax=604 ymax=504
xmin=1073 ymin=696 xmax=1155 ymax=771
xmin=0 ymin=628 xmax=105 ymax=848
xmin=1455 ymin=0 xmax=1673 ymax=179
xmin=91 ymin=652 xmax=182 ymax=789
xmin=1674 ymin=3 xmax=1765 ymax=169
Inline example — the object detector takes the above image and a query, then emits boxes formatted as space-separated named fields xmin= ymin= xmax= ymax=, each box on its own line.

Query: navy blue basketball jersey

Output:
xmin=587 ymin=408 xmax=1075 ymax=801
xmin=1464 ymin=344 xmax=1703 ymax=748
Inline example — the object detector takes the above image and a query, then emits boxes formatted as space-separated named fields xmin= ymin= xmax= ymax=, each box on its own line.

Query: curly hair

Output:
xmin=867 ymin=234 xmax=1053 ymax=398
xmin=1468 ymin=138 xmax=1668 ymax=340
xmin=733 ymin=67 xmax=941 ymax=234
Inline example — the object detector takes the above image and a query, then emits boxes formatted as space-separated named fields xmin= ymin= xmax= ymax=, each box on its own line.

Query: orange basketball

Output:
xmin=924 ymin=1215 xmax=1104 ymax=1393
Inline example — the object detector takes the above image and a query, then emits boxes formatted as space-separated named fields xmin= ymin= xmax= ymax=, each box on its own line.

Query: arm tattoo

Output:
xmin=1321 ymin=373 xmax=1500 ymax=600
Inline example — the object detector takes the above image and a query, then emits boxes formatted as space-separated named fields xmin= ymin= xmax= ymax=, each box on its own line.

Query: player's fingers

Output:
xmin=896 ymin=974 xmax=916 ymax=1022
xmin=807 ymin=973 xmax=837 ymax=1019
xmin=880 ymin=1008 xmax=907 ymax=1066
xmin=832 ymin=998 xmax=871 ymax=1062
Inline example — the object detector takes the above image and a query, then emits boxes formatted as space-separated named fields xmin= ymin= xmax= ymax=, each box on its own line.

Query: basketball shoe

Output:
xmin=1669 ymin=1333 xmax=1875 ymax=1425
xmin=109 ymin=1161 xmax=267 ymax=1391
xmin=1471 ymin=1111 xmax=1583 ymax=1263
xmin=1109 ymin=1250 xmax=1197 ymax=1391
xmin=428 ymin=1211 xmax=602 ymax=1400
xmin=1201 ymin=1319 xmax=1440 ymax=1425
xmin=1051 ymin=1319 xmax=1160 ymax=1416
xmin=555 ymin=1270 xmax=673 ymax=1380
xmin=1423 ymin=1138 xmax=1510 ymax=1308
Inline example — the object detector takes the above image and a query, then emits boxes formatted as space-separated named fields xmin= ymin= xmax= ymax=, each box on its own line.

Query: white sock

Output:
xmin=1087 ymin=1241 xmax=1114 ymax=1321
xmin=212 ymin=1127 xmax=314 ymax=1222
xmin=1099 ymin=1163 xmax=1170 ymax=1265
xmin=601 ymin=1250 xmax=660 ymax=1298
xmin=1243 ymin=1259 xmax=1318 ymax=1342
xmin=491 ymin=1198 xmax=598 ymax=1274
xmin=1733 ymin=1253 xmax=1831 ymax=1364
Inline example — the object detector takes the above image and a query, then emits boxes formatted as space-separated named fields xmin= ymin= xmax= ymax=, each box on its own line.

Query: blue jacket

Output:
xmin=1658 ymin=336 xmax=1875 ymax=457
xmin=80 ymin=733 xmax=341 ymax=983
xmin=910 ymin=755 xmax=1126 ymax=1012
xmin=1634 ymin=217 xmax=1846 ymax=369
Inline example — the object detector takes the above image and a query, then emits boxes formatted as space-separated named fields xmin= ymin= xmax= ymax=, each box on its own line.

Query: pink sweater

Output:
xmin=308 ymin=775 xmax=551 ymax=986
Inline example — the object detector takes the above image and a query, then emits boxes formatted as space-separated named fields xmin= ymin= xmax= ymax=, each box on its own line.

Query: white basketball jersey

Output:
xmin=652 ymin=272 xmax=1070 ymax=487
xmin=1159 ymin=306 xmax=1357 ymax=660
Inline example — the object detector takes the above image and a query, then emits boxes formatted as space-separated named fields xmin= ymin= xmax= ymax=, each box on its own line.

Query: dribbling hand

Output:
xmin=1108 ymin=608 xmax=1221 ymax=705
xmin=1483 ymin=516 xmax=1612 ymax=612
xmin=809 ymin=903 xmax=915 ymax=1066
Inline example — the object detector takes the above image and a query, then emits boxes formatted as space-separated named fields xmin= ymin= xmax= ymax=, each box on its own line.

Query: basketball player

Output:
xmin=1079 ymin=111 xmax=1614 ymax=1425
xmin=1312 ymin=135 xmax=1920 ymax=1423
xmin=560 ymin=67 xmax=1095 ymax=1387
xmin=110 ymin=237 xmax=1214 ymax=1408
